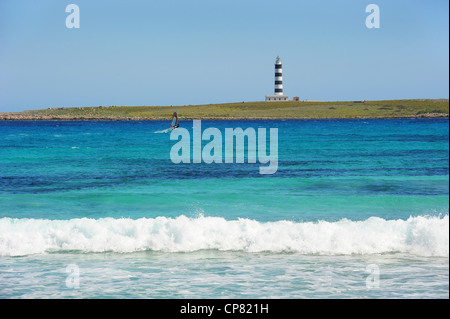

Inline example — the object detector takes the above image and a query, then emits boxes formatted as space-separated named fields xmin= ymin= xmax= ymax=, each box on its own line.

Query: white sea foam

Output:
xmin=0 ymin=215 xmax=448 ymax=257
xmin=153 ymin=128 xmax=171 ymax=134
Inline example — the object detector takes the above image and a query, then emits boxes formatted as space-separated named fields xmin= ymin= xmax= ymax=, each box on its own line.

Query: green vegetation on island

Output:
xmin=1 ymin=99 xmax=448 ymax=121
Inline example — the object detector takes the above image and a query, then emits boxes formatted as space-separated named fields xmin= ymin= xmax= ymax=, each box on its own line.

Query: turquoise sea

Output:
xmin=0 ymin=119 xmax=448 ymax=298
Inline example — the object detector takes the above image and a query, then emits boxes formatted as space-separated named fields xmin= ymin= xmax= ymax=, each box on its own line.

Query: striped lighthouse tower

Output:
xmin=266 ymin=56 xmax=289 ymax=101
xmin=274 ymin=56 xmax=284 ymax=95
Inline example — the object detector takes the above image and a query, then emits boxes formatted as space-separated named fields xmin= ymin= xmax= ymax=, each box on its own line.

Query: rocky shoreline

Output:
xmin=0 ymin=113 xmax=448 ymax=121
xmin=0 ymin=113 xmax=165 ymax=121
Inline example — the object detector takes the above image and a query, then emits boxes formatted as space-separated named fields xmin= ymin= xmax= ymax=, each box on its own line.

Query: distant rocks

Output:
xmin=0 ymin=113 xmax=156 ymax=121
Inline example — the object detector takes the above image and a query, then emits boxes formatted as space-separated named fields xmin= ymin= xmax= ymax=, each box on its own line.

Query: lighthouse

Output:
xmin=265 ymin=56 xmax=289 ymax=101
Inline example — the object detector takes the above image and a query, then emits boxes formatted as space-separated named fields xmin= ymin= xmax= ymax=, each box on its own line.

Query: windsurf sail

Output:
xmin=170 ymin=111 xmax=178 ymax=129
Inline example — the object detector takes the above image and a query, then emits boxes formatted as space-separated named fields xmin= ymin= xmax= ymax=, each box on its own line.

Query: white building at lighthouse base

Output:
xmin=265 ymin=94 xmax=289 ymax=102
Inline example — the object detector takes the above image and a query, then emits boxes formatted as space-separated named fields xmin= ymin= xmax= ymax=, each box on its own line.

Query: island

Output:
xmin=1 ymin=99 xmax=448 ymax=121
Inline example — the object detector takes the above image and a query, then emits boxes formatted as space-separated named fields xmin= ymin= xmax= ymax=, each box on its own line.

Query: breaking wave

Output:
xmin=0 ymin=215 xmax=448 ymax=257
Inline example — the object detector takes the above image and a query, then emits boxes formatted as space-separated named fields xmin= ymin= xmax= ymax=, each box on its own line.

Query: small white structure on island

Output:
xmin=265 ymin=56 xmax=289 ymax=101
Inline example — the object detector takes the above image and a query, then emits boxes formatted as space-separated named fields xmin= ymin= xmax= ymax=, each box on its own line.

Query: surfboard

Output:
xmin=153 ymin=111 xmax=179 ymax=133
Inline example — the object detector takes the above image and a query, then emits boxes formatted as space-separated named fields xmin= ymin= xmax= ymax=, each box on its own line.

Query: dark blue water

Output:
xmin=0 ymin=119 xmax=448 ymax=221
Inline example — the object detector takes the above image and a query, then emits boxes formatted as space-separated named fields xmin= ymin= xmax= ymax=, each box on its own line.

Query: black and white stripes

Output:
xmin=265 ymin=56 xmax=289 ymax=101
xmin=274 ymin=56 xmax=283 ymax=95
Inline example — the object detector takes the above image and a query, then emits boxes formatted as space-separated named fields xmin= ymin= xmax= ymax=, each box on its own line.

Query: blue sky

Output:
xmin=0 ymin=0 xmax=448 ymax=112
